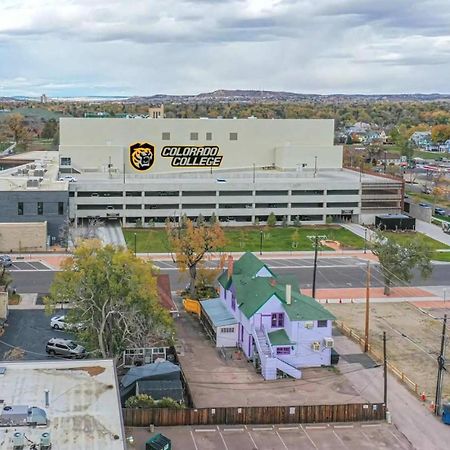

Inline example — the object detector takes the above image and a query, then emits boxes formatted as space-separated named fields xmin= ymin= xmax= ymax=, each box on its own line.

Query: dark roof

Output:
xmin=121 ymin=361 xmax=180 ymax=389
xmin=157 ymin=274 xmax=178 ymax=313
xmin=136 ymin=379 xmax=184 ymax=402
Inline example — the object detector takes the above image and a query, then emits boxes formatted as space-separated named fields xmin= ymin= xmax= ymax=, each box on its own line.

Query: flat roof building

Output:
xmin=0 ymin=359 xmax=125 ymax=449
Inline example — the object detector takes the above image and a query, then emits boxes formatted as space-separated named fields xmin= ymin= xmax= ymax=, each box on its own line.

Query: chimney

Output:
xmin=227 ymin=255 xmax=234 ymax=280
xmin=286 ymin=284 xmax=292 ymax=305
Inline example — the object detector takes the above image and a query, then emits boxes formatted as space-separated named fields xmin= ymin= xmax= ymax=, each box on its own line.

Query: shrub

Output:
xmin=125 ymin=394 xmax=155 ymax=408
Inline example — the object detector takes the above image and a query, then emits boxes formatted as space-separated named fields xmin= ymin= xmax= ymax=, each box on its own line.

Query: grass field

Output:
xmin=405 ymin=190 xmax=450 ymax=208
xmin=385 ymin=231 xmax=450 ymax=262
xmin=0 ymin=142 xmax=11 ymax=152
xmin=123 ymin=226 xmax=366 ymax=253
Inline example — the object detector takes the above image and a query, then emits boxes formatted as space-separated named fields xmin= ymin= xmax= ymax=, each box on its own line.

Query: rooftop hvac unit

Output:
xmin=34 ymin=169 xmax=44 ymax=177
xmin=40 ymin=431 xmax=51 ymax=448
xmin=324 ymin=337 xmax=334 ymax=349
xmin=12 ymin=432 xmax=24 ymax=447
xmin=311 ymin=341 xmax=320 ymax=352
xmin=304 ymin=321 xmax=314 ymax=329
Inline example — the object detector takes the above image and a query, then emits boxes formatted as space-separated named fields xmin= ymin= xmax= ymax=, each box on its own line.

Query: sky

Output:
xmin=1 ymin=0 xmax=450 ymax=97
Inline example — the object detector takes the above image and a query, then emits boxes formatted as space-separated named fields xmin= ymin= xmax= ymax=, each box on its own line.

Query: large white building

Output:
xmin=58 ymin=118 xmax=403 ymax=226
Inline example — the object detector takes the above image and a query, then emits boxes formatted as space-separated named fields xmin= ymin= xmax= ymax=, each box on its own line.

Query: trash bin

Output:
xmin=442 ymin=403 xmax=450 ymax=425
xmin=145 ymin=433 xmax=172 ymax=450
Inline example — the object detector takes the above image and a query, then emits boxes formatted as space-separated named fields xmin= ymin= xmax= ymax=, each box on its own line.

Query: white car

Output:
xmin=59 ymin=176 xmax=77 ymax=182
xmin=50 ymin=315 xmax=83 ymax=331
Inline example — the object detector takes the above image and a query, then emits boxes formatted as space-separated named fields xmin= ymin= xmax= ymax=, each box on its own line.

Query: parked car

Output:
xmin=419 ymin=203 xmax=431 ymax=208
xmin=50 ymin=315 xmax=84 ymax=331
xmin=59 ymin=176 xmax=77 ymax=182
xmin=0 ymin=255 xmax=12 ymax=268
xmin=45 ymin=338 xmax=86 ymax=358
xmin=435 ymin=208 xmax=447 ymax=216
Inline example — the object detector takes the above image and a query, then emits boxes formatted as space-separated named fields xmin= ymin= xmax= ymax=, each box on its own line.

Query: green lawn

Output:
xmin=385 ymin=231 xmax=450 ymax=262
xmin=123 ymin=226 xmax=366 ymax=253
xmin=0 ymin=142 xmax=11 ymax=152
xmin=405 ymin=190 xmax=450 ymax=208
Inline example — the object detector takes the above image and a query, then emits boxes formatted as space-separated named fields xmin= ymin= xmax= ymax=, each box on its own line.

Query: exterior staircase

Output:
xmin=252 ymin=327 xmax=301 ymax=381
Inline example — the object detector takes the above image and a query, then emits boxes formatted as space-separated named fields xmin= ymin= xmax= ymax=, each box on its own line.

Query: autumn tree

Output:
xmin=371 ymin=231 xmax=432 ymax=295
xmin=6 ymin=114 xmax=30 ymax=147
xmin=431 ymin=124 xmax=450 ymax=143
xmin=166 ymin=219 xmax=226 ymax=298
xmin=45 ymin=241 xmax=173 ymax=359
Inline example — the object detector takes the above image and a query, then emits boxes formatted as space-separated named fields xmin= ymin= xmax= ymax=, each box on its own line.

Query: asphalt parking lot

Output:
xmin=7 ymin=260 xmax=53 ymax=271
xmin=153 ymin=257 xmax=367 ymax=270
xmin=127 ymin=422 xmax=411 ymax=449
xmin=0 ymin=310 xmax=73 ymax=360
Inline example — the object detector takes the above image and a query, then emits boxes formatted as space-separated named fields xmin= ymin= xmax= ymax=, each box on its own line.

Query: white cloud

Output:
xmin=0 ymin=0 xmax=450 ymax=95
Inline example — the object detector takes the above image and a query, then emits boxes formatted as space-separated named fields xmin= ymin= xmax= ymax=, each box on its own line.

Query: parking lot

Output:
xmin=7 ymin=260 xmax=53 ymax=271
xmin=154 ymin=257 xmax=367 ymax=270
xmin=127 ymin=422 xmax=411 ymax=449
xmin=0 ymin=310 xmax=73 ymax=360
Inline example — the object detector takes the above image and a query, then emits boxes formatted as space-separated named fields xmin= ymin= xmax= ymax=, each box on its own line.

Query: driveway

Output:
xmin=0 ymin=310 xmax=73 ymax=361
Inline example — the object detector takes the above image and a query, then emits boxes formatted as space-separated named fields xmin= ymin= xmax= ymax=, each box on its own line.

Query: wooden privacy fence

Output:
xmin=123 ymin=403 xmax=386 ymax=427
xmin=335 ymin=321 xmax=420 ymax=396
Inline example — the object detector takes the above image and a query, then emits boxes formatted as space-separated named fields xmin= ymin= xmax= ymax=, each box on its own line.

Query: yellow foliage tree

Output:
xmin=166 ymin=219 xmax=226 ymax=298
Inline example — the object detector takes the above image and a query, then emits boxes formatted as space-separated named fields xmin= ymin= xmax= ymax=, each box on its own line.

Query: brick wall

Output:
xmin=0 ymin=222 xmax=47 ymax=252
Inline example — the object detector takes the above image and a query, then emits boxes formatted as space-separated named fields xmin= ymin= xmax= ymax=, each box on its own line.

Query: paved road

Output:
xmin=9 ymin=258 xmax=450 ymax=293
xmin=0 ymin=310 xmax=73 ymax=360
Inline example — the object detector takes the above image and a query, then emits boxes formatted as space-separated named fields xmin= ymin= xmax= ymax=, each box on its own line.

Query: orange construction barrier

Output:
xmin=420 ymin=392 xmax=426 ymax=402
xmin=429 ymin=401 xmax=435 ymax=412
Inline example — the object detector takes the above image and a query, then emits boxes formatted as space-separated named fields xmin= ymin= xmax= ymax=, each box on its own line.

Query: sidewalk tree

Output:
xmin=166 ymin=219 xmax=226 ymax=298
xmin=267 ymin=212 xmax=277 ymax=227
xmin=371 ymin=231 xmax=433 ymax=295
xmin=6 ymin=114 xmax=31 ymax=148
xmin=45 ymin=241 xmax=173 ymax=359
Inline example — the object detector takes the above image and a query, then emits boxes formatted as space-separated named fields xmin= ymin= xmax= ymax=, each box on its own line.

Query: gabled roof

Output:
xmin=217 ymin=253 xmax=335 ymax=322
xmin=218 ymin=252 xmax=272 ymax=289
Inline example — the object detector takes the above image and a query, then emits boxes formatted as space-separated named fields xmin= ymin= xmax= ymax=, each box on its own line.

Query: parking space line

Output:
xmin=300 ymin=424 xmax=318 ymax=450
xmin=222 ymin=428 xmax=245 ymax=431
xmin=217 ymin=427 xmax=229 ymax=450
xmin=275 ymin=431 xmax=288 ymax=450
xmin=334 ymin=425 xmax=354 ymax=429
xmin=247 ymin=431 xmax=258 ymax=449
xmin=305 ymin=425 xmax=327 ymax=430
xmin=252 ymin=427 xmax=273 ymax=431
xmin=332 ymin=429 xmax=349 ymax=449
xmin=361 ymin=424 xmax=381 ymax=428
xmin=278 ymin=426 xmax=299 ymax=430
xmin=190 ymin=430 xmax=199 ymax=450
xmin=388 ymin=428 xmax=407 ymax=446
xmin=194 ymin=429 xmax=216 ymax=432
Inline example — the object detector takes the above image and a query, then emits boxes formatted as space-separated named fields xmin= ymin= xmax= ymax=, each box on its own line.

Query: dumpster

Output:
xmin=145 ymin=433 xmax=172 ymax=450
xmin=442 ymin=403 xmax=450 ymax=425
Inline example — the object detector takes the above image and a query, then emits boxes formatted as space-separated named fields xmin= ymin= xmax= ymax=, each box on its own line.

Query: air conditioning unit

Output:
xmin=304 ymin=321 xmax=314 ymax=329
xmin=311 ymin=341 xmax=320 ymax=352
xmin=324 ymin=337 xmax=334 ymax=348
xmin=12 ymin=432 xmax=24 ymax=447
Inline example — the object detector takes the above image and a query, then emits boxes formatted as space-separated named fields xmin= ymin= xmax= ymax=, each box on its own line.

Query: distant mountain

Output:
xmin=2 ymin=90 xmax=450 ymax=104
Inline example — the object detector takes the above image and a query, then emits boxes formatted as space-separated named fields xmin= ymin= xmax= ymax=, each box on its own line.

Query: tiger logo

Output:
xmin=129 ymin=142 xmax=155 ymax=171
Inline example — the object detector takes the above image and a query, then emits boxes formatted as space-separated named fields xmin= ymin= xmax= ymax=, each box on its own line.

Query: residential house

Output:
xmin=409 ymin=131 xmax=431 ymax=148
xmin=208 ymin=253 xmax=336 ymax=381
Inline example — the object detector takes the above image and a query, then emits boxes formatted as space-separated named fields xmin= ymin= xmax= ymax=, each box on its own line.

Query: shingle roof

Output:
xmin=218 ymin=253 xmax=335 ymax=322
xmin=268 ymin=329 xmax=293 ymax=346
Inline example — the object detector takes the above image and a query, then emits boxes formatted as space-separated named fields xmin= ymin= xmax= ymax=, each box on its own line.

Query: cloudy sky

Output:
xmin=1 ymin=0 xmax=450 ymax=96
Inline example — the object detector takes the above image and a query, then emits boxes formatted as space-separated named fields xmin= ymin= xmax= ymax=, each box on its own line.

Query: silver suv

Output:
xmin=45 ymin=338 xmax=86 ymax=358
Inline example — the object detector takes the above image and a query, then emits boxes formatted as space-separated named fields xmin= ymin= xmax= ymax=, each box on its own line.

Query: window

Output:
xmin=229 ymin=132 xmax=238 ymax=141
xmin=190 ymin=132 xmax=199 ymax=141
xmin=317 ymin=320 xmax=328 ymax=328
xmin=221 ymin=327 xmax=235 ymax=333
xmin=18 ymin=202 xmax=23 ymax=216
xmin=37 ymin=202 xmax=43 ymax=215
xmin=271 ymin=313 xmax=284 ymax=328
xmin=206 ymin=132 xmax=212 ymax=141
xmin=162 ymin=132 xmax=170 ymax=140
xmin=60 ymin=157 xmax=71 ymax=166
xmin=58 ymin=202 xmax=64 ymax=215
xmin=327 ymin=189 xmax=359 ymax=195
xmin=276 ymin=347 xmax=291 ymax=355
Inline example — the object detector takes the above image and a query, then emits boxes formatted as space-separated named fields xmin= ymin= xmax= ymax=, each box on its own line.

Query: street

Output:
xmin=9 ymin=257 xmax=450 ymax=293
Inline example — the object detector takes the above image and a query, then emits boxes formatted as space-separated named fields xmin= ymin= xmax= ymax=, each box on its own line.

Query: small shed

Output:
xmin=200 ymin=298 xmax=238 ymax=348
xmin=375 ymin=214 xmax=416 ymax=231
xmin=136 ymin=379 xmax=184 ymax=402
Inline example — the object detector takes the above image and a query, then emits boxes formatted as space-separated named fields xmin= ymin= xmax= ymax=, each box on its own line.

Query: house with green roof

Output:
xmin=216 ymin=252 xmax=336 ymax=380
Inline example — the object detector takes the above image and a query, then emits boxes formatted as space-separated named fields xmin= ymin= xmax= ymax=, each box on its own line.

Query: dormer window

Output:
xmin=271 ymin=313 xmax=284 ymax=328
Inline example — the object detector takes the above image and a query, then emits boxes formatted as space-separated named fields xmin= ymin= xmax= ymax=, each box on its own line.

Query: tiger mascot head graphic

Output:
xmin=129 ymin=142 xmax=155 ymax=171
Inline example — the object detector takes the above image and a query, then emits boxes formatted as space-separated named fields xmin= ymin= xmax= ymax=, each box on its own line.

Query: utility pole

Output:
xmin=435 ymin=314 xmax=447 ymax=415
xmin=364 ymin=262 xmax=371 ymax=352
xmin=312 ymin=235 xmax=319 ymax=299
xmin=383 ymin=331 xmax=388 ymax=409
xmin=253 ymin=163 xmax=256 ymax=184
xmin=259 ymin=230 xmax=263 ymax=256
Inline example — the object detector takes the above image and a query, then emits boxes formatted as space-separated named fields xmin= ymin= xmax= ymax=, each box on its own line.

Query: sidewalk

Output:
xmin=416 ymin=219 xmax=450 ymax=246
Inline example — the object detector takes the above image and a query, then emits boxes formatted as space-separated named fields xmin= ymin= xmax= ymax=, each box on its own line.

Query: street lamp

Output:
xmin=364 ymin=228 xmax=368 ymax=254
xmin=259 ymin=230 xmax=263 ymax=256
xmin=134 ymin=232 xmax=137 ymax=256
